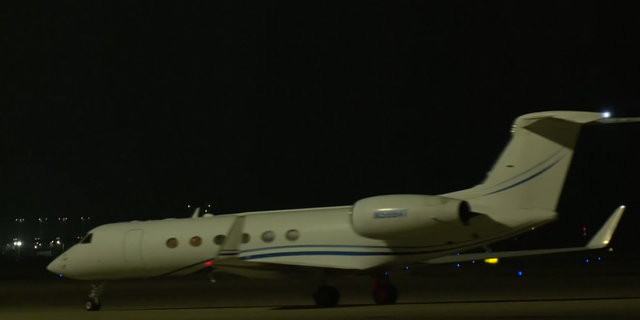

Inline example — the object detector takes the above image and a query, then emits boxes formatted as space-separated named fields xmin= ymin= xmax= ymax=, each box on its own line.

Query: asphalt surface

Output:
xmin=2 ymin=262 xmax=640 ymax=319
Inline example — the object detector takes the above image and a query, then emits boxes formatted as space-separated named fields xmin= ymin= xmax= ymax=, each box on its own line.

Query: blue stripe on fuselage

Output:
xmin=483 ymin=155 xmax=564 ymax=196
xmin=483 ymin=148 xmax=564 ymax=191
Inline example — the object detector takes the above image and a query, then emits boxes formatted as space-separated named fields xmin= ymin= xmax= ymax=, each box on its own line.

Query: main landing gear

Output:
xmin=85 ymin=281 xmax=106 ymax=311
xmin=311 ymin=271 xmax=398 ymax=308
xmin=313 ymin=286 xmax=341 ymax=308
xmin=371 ymin=276 xmax=398 ymax=305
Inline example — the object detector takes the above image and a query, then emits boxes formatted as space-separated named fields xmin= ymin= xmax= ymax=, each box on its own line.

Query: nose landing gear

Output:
xmin=85 ymin=281 xmax=106 ymax=311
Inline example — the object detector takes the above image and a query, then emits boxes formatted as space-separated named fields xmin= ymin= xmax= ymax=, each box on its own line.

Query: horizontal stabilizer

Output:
xmin=595 ymin=117 xmax=640 ymax=124
xmin=423 ymin=205 xmax=625 ymax=264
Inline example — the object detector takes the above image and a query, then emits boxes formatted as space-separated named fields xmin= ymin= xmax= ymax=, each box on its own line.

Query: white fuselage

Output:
xmin=48 ymin=205 xmax=551 ymax=280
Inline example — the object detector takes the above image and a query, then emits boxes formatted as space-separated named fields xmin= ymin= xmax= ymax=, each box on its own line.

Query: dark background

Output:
xmin=1 ymin=1 xmax=639 ymax=254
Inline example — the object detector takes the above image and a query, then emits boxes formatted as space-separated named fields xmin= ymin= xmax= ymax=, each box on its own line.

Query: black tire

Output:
xmin=372 ymin=284 xmax=398 ymax=305
xmin=85 ymin=297 xmax=101 ymax=311
xmin=313 ymin=286 xmax=340 ymax=308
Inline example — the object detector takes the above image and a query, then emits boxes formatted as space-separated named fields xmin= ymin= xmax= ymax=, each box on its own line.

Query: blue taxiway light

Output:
xmin=472 ymin=260 xmax=475 ymax=264
xmin=586 ymin=259 xmax=589 ymax=263
xmin=598 ymin=257 xmax=601 ymax=261
xmin=456 ymin=263 xmax=460 ymax=268
xmin=405 ymin=266 xmax=409 ymax=270
xmin=518 ymin=271 xmax=522 ymax=276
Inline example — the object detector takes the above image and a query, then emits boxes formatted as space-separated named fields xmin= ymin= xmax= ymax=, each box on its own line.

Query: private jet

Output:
xmin=47 ymin=110 xmax=637 ymax=311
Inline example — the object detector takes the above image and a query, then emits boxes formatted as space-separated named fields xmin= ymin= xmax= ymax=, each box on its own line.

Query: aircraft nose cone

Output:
xmin=46 ymin=260 xmax=60 ymax=274
xmin=47 ymin=256 xmax=66 ymax=275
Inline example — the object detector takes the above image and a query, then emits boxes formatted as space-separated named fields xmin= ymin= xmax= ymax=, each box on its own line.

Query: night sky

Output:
xmin=2 ymin=2 xmax=640 ymax=249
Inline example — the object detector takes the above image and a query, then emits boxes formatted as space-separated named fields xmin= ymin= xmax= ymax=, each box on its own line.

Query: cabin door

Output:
xmin=124 ymin=229 xmax=146 ymax=269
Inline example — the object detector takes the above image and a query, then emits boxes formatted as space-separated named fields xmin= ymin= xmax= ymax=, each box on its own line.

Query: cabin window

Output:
xmin=285 ymin=229 xmax=299 ymax=241
xmin=214 ymin=235 xmax=226 ymax=245
xmin=241 ymin=233 xmax=251 ymax=244
xmin=80 ymin=233 xmax=93 ymax=244
xmin=190 ymin=236 xmax=202 ymax=247
xmin=261 ymin=231 xmax=275 ymax=243
xmin=166 ymin=238 xmax=179 ymax=248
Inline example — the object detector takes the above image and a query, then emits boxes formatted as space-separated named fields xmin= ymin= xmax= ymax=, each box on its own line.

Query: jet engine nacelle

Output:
xmin=350 ymin=194 xmax=472 ymax=240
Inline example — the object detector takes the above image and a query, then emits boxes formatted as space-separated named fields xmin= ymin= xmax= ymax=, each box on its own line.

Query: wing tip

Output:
xmin=586 ymin=205 xmax=626 ymax=249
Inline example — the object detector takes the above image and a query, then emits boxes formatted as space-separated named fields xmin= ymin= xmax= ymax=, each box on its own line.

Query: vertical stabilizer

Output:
xmin=444 ymin=111 xmax=609 ymax=213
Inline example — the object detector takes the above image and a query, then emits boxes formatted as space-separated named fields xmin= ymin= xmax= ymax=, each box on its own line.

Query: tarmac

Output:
xmin=2 ymin=261 xmax=640 ymax=319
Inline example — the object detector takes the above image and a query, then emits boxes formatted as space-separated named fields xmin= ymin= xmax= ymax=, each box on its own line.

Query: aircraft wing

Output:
xmin=422 ymin=205 xmax=625 ymax=265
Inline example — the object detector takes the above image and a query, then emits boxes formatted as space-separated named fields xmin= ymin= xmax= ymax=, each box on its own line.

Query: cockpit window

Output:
xmin=80 ymin=233 xmax=93 ymax=244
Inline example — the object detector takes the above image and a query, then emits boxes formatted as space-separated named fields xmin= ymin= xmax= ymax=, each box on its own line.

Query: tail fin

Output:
xmin=444 ymin=111 xmax=613 ymax=212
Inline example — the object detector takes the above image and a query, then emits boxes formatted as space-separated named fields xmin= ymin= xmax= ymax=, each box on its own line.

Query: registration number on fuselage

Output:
xmin=373 ymin=209 xmax=408 ymax=219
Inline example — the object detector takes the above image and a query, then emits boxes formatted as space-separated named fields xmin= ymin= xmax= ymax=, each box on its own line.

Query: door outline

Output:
xmin=124 ymin=229 xmax=146 ymax=269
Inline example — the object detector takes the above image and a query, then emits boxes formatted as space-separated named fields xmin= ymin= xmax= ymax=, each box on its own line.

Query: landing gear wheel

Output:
xmin=372 ymin=284 xmax=398 ymax=305
xmin=85 ymin=297 xmax=101 ymax=311
xmin=85 ymin=281 xmax=106 ymax=311
xmin=313 ymin=286 xmax=340 ymax=308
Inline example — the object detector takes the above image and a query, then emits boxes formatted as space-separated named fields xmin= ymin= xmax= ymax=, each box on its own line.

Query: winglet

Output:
xmin=586 ymin=205 xmax=626 ymax=249
xmin=191 ymin=207 xmax=201 ymax=218
xmin=421 ymin=205 xmax=627 ymax=265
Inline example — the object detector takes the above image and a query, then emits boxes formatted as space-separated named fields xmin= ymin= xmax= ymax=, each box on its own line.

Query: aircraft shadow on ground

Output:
xmin=107 ymin=296 xmax=640 ymax=312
